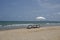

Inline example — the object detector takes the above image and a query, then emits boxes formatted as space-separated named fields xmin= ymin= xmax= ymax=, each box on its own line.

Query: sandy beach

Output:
xmin=0 ymin=26 xmax=60 ymax=40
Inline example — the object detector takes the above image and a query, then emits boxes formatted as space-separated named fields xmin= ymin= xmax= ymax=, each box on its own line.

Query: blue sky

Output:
xmin=0 ymin=0 xmax=60 ymax=21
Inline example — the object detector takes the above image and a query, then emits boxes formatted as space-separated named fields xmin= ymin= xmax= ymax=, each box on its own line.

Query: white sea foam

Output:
xmin=0 ymin=25 xmax=2 ymax=26
xmin=3 ymin=24 xmax=34 ymax=27
xmin=0 ymin=25 xmax=2 ymax=28
xmin=0 ymin=23 xmax=60 ymax=29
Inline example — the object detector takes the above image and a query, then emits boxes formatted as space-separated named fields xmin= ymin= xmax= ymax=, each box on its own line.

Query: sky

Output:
xmin=0 ymin=0 xmax=60 ymax=21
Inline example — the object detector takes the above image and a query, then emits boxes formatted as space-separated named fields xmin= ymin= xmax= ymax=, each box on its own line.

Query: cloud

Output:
xmin=32 ymin=0 xmax=60 ymax=16
xmin=17 ymin=16 xmax=22 ymax=18
xmin=37 ymin=0 xmax=60 ymax=9
xmin=52 ymin=12 xmax=60 ymax=15
xmin=9 ymin=16 xmax=22 ymax=18
xmin=57 ymin=12 xmax=60 ymax=15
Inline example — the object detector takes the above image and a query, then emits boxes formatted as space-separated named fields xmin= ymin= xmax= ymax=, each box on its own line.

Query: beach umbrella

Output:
xmin=36 ymin=16 xmax=46 ymax=21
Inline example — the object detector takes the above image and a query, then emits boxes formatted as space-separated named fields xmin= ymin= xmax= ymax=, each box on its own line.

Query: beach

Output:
xmin=0 ymin=26 xmax=60 ymax=40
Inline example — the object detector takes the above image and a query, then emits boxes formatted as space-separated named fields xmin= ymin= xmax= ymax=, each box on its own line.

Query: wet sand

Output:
xmin=0 ymin=26 xmax=60 ymax=40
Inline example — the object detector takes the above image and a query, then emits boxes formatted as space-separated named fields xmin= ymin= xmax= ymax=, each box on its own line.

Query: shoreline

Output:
xmin=0 ymin=26 xmax=60 ymax=40
xmin=0 ymin=25 xmax=60 ymax=31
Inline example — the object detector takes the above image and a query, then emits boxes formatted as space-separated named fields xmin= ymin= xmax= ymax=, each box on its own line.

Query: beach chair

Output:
xmin=27 ymin=24 xmax=40 ymax=29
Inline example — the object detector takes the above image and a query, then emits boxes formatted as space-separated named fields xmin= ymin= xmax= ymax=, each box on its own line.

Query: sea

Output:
xmin=0 ymin=21 xmax=60 ymax=30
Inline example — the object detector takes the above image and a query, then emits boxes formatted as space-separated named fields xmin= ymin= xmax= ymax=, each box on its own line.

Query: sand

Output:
xmin=0 ymin=26 xmax=60 ymax=40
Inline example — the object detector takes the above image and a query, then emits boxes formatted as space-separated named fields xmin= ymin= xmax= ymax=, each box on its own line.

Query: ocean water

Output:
xmin=0 ymin=21 xmax=60 ymax=30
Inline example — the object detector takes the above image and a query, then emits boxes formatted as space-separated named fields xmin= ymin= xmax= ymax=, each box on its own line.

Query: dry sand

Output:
xmin=0 ymin=26 xmax=60 ymax=40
